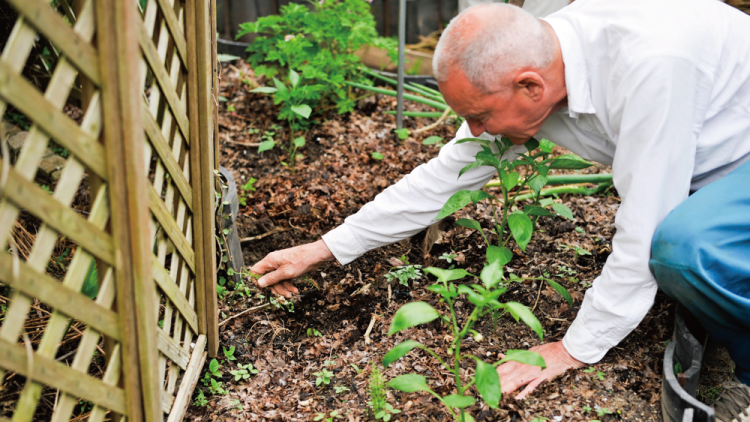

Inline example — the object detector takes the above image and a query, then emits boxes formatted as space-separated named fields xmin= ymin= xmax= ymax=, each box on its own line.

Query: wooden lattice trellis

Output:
xmin=0 ymin=0 xmax=219 ymax=420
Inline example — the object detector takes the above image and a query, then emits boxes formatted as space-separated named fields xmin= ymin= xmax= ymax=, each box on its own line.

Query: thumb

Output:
xmin=251 ymin=254 xmax=281 ymax=275
xmin=257 ymin=267 xmax=292 ymax=287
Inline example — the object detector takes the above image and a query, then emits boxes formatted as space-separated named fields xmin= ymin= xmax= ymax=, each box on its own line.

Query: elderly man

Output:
xmin=251 ymin=0 xmax=750 ymax=417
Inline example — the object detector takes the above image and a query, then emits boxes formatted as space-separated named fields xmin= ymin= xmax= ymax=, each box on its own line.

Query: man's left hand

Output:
xmin=496 ymin=341 xmax=584 ymax=399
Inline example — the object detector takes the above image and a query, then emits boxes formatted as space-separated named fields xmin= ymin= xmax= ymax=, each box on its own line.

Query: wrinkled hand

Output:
xmin=497 ymin=341 xmax=584 ymax=400
xmin=250 ymin=240 xmax=335 ymax=298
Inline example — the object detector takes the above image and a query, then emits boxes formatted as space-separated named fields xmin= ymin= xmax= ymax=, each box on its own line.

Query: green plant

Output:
xmin=394 ymin=128 xmax=410 ymax=140
xmin=307 ymin=328 xmax=322 ymax=337
xmin=583 ymin=405 xmax=592 ymax=412
xmin=334 ymin=385 xmax=350 ymax=394
xmin=201 ymin=358 xmax=223 ymax=387
xmin=238 ymin=177 xmax=257 ymax=207
xmin=423 ymin=136 xmax=446 ymax=148
xmin=314 ymin=360 xmax=335 ymax=386
xmin=583 ymin=366 xmax=605 ymax=381
xmin=230 ymin=363 xmax=259 ymax=381
xmin=223 ymin=346 xmax=236 ymax=361
xmin=193 ymin=390 xmax=209 ymax=407
xmin=439 ymin=252 xmax=458 ymax=263
xmin=208 ymin=378 xmax=227 ymax=395
xmin=350 ymin=363 xmax=362 ymax=374
xmin=595 ymin=407 xmax=613 ymax=417
xmin=249 ymin=69 xmax=311 ymax=171
xmin=314 ymin=410 xmax=343 ymax=421
xmin=384 ymin=262 xmax=423 ymax=287
xmin=238 ymin=0 xmax=394 ymax=116
xmin=371 ymin=151 xmax=384 ymax=160
xmin=369 ymin=364 xmax=401 ymax=421
xmin=559 ymin=244 xmax=592 ymax=260
xmin=530 ymin=417 xmax=550 ymax=422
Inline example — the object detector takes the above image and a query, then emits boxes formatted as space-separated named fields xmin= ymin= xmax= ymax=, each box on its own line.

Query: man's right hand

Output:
xmin=249 ymin=239 xmax=335 ymax=298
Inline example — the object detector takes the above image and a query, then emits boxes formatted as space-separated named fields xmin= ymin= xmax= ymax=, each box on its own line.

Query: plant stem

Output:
xmin=485 ymin=173 xmax=613 ymax=188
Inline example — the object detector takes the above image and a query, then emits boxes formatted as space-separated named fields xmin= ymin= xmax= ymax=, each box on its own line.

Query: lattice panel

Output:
xmin=0 ymin=0 xmax=217 ymax=420
xmin=138 ymin=0 xmax=208 ymax=418
xmin=0 ymin=0 xmax=129 ymax=420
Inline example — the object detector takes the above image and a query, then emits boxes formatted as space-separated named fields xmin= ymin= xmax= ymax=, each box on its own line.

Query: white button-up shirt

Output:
xmin=323 ymin=0 xmax=750 ymax=363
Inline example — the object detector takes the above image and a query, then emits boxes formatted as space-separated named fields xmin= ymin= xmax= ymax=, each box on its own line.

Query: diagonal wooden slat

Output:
xmin=157 ymin=329 xmax=190 ymax=370
xmin=0 ymin=61 xmax=108 ymax=179
xmin=155 ymin=0 xmax=188 ymax=64
xmin=153 ymin=257 xmax=199 ymax=333
xmin=166 ymin=335 xmax=207 ymax=422
xmin=0 ymin=160 xmax=115 ymax=265
xmin=0 ymin=338 xmax=127 ymax=413
xmin=0 ymin=254 xmax=121 ymax=340
xmin=137 ymin=18 xmax=190 ymax=141
xmin=4 ymin=0 xmax=101 ymax=85
xmin=88 ymin=344 xmax=123 ymax=422
xmin=148 ymin=184 xmax=196 ymax=271
xmin=142 ymin=104 xmax=193 ymax=208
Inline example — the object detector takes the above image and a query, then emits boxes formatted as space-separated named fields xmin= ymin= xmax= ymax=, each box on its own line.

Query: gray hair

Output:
xmin=433 ymin=3 xmax=554 ymax=94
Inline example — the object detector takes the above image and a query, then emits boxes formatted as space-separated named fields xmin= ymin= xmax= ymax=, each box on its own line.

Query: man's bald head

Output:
xmin=433 ymin=3 xmax=554 ymax=94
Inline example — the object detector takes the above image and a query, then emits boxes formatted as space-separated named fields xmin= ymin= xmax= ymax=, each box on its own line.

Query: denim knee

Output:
xmin=650 ymin=211 xmax=702 ymax=276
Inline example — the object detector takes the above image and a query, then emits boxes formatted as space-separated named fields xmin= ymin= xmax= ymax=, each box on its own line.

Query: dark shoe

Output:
xmin=713 ymin=377 xmax=750 ymax=422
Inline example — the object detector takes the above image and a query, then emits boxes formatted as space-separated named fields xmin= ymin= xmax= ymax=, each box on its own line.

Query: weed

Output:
xmin=369 ymin=364 xmax=400 ymax=421
xmin=230 ymin=363 xmax=259 ymax=381
xmin=314 ymin=410 xmax=342 ymax=421
xmin=334 ymin=385 xmax=350 ymax=394
xmin=307 ymin=328 xmax=322 ymax=337
xmin=350 ymin=363 xmax=362 ymax=374
xmin=423 ymin=135 xmax=445 ymax=148
xmin=223 ymin=346 xmax=237 ymax=361
xmin=530 ymin=417 xmax=550 ymax=422
xmin=239 ymin=177 xmax=257 ymax=207
xmin=384 ymin=263 xmax=423 ymax=287
xmin=192 ymin=390 xmax=209 ymax=407
xmin=371 ymin=151 xmax=384 ymax=160
xmin=314 ymin=360 xmax=335 ymax=386
xmin=559 ymin=244 xmax=592 ymax=260
xmin=439 ymin=252 xmax=458 ymax=263
xmin=583 ymin=366 xmax=606 ymax=381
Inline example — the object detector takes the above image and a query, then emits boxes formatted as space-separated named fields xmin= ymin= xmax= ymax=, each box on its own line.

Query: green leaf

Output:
xmin=539 ymin=138 xmax=555 ymax=153
xmin=423 ymin=267 xmax=472 ymax=284
xmin=371 ymin=151 xmax=384 ymax=160
xmin=249 ymin=87 xmax=278 ymax=94
xmin=480 ymin=260 xmax=503 ymax=289
xmin=258 ymin=140 xmax=275 ymax=153
xmin=539 ymin=197 xmax=555 ymax=207
xmin=209 ymin=358 xmax=219 ymax=373
xmin=289 ymin=69 xmax=300 ymax=87
xmin=442 ymin=394 xmax=476 ymax=409
xmin=422 ymin=136 xmax=444 ymax=145
xmin=501 ymin=171 xmax=520 ymax=191
xmin=497 ymin=349 xmax=547 ymax=369
xmin=291 ymin=104 xmax=312 ymax=119
xmin=455 ymin=218 xmax=485 ymax=243
xmin=544 ymin=279 xmax=573 ymax=306
xmin=382 ymin=340 xmax=421 ymax=367
xmin=436 ymin=190 xmax=493 ymax=220
xmin=524 ymin=205 xmax=555 ymax=217
xmin=527 ymin=175 xmax=548 ymax=194
xmin=548 ymin=154 xmax=593 ymax=169
xmin=507 ymin=212 xmax=533 ymax=251
xmin=387 ymin=302 xmax=440 ymax=335
xmin=217 ymin=53 xmax=241 ymax=62
xmin=388 ymin=374 xmax=432 ymax=393
xmin=395 ymin=128 xmax=410 ymax=140
xmin=294 ymin=136 xmax=306 ymax=147
xmin=82 ymin=259 xmax=99 ymax=299
xmin=487 ymin=245 xmax=513 ymax=266
xmin=552 ymin=203 xmax=575 ymax=221
xmin=524 ymin=137 xmax=539 ymax=152
xmin=504 ymin=302 xmax=543 ymax=340
xmin=474 ymin=359 xmax=501 ymax=408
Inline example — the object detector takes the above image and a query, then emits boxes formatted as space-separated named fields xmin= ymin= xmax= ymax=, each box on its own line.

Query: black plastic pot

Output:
xmin=662 ymin=304 xmax=715 ymax=422
xmin=218 ymin=166 xmax=245 ymax=284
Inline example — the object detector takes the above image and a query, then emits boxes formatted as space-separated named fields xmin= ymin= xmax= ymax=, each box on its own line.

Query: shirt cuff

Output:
xmin=562 ymin=316 xmax=612 ymax=364
xmin=321 ymin=224 xmax=366 ymax=265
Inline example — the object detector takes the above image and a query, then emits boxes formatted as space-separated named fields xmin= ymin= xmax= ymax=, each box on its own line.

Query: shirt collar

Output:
xmin=542 ymin=16 xmax=597 ymax=118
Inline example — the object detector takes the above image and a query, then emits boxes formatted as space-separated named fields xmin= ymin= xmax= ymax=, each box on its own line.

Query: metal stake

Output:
xmin=396 ymin=0 xmax=406 ymax=131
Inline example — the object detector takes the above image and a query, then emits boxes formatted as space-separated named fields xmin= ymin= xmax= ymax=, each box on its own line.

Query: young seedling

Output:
xmin=313 ymin=410 xmax=343 ymax=421
xmin=223 ymin=346 xmax=237 ymax=361
xmin=307 ymin=328 xmax=322 ymax=337
xmin=192 ymin=390 xmax=209 ymax=407
xmin=230 ymin=363 xmax=259 ymax=381
xmin=384 ymin=264 xmax=423 ymax=287
xmin=314 ymin=360 xmax=335 ymax=386
xmin=583 ymin=366 xmax=606 ymax=381
xmin=334 ymin=385 xmax=350 ymax=394
xmin=369 ymin=364 xmax=401 ymax=421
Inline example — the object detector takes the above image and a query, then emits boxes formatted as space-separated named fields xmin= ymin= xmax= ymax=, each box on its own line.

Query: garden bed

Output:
xmin=187 ymin=62 xmax=684 ymax=422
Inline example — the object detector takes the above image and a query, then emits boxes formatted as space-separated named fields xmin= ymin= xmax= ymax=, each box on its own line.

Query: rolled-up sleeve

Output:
xmin=563 ymin=56 xmax=712 ymax=362
xmin=323 ymin=123 xmax=526 ymax=265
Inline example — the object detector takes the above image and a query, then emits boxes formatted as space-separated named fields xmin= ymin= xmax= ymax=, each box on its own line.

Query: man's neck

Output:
xmin=541 ymin=20 xmax=568 ymax=113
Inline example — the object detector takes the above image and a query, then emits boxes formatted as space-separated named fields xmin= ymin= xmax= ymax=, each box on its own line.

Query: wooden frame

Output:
xmin=0 ymin=0 xmax=219 ymax=420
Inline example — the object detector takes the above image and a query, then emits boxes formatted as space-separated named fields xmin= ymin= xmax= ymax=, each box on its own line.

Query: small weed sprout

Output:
xmin=230 ymin=363 xmax=259 ymax=381
xmin=223 ymin=346 xmax=236 ymax=361
xmin=384 ymin=265 xmax=423 ymax=287
xmin=334 ymin=385 xmax=350 ymax=394
xmin=559 ymin=244 xmax=592 ymax=260
xmin=307 ymin=328 xmax=322 ymax=337
xmin=313 ymin=410 xmax=342 ymax=421
xmin=369 ymin=364 xmax=400 ymax=421
xmin=583 ymin=366 xmax=606 ymax=381
xmin=239 ymin=177 xmax=257 ymax=207
xmin=192 ymin=390 xmax=209 ymax=407
xmin=439 ymin=252 xmax=458 ymax=264
xmin=314 ymin=360 xmax=335 ymax=386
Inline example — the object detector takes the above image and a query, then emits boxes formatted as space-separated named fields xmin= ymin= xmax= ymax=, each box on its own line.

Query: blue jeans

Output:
xmin=650 ymin=158 xmax=750 ymax=386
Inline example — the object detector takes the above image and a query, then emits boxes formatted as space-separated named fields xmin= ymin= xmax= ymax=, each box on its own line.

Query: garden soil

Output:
xmin=184 ymin=62 xmax=728 ymax=422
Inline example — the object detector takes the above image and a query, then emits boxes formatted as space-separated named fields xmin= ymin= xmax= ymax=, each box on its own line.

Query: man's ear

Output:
xmin=514 ymin=71 xmax=545 ymax=101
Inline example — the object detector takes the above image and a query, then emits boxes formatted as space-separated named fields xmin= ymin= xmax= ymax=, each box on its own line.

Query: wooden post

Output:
xmin=96 ymin=0 xmax=161 ymax=421
xmin=196 ymin=0 xmax=219 ymax=357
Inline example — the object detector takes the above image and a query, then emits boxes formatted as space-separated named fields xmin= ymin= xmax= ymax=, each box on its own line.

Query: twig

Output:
xmin=223 ymin=138 xmax=261 ymax=147
xmin=531 ymin=281 xmax=544 ymax=312
xmin=218 ymin=303 xmax=270 ymax=327
xmin=240 ymin=227 xmax=291 ymax=243
xmin=414 ymin=106 xmax=452 ymax=134
xmin=363 ymin=314 xmax=379 ymax=345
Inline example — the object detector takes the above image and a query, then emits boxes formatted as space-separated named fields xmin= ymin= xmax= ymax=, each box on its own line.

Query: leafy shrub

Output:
xmin=238 ymin=0 xmax=396 ymax=116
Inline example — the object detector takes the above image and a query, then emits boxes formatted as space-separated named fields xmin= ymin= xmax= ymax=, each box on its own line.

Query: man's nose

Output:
xmin=467 ymin=120 xmax=485 ymax=137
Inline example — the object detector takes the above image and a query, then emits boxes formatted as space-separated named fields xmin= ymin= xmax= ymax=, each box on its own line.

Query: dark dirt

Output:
xmin=184 ymin=62 xmax=730 ymax=422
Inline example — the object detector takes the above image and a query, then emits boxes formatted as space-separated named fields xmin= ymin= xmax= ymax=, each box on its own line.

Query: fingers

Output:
xmin=269 ymin=281 xmax=300 ymax=299
xmin=250 ymin=253 xmax=281 ymax=275
xmin=283 ymin=281 xmax=299 ymax=295
xmin=515 ymin=376 xmax=546 ymax=400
